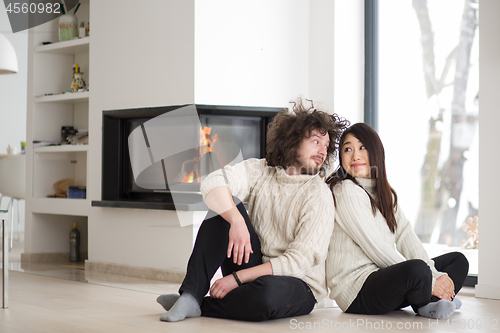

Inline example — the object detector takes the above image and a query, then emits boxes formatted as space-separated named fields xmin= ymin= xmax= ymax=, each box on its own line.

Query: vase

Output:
xmin=72 ymin=73 xmax=86 ymax=92
xmin=59 ymin=14 xmax=78 ymax=42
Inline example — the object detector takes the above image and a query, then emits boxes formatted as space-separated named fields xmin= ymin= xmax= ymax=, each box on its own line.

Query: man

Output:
xmin=157 ymin=99 xmax=348 ymax=322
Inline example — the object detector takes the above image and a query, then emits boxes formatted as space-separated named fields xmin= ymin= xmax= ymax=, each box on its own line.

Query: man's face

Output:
xmin=292 ymin=129 xmax=330 ymax=175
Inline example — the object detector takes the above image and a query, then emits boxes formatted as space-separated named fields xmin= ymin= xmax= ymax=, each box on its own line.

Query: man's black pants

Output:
xmin=179 ymin=201 xmax=317 ymax=321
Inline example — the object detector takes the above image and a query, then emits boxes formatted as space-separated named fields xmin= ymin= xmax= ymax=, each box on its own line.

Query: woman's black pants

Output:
xmin=346 ymin=252 xmax=469 ymax=314
xmin=178 ymin=200 xmax=317 ymax=321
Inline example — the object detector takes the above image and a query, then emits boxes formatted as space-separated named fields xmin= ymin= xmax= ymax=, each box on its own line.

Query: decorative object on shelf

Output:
xmin=6 ymin=145 xmax=17 ymax=155
xmin=69 ymin=223 xmax=81 ymax=262
xmin=79 ymin=22 xmax=86 ymax=38
xmin=61 ymin=126 xmax=78 ymax=144
xmin=0 ymin=33 xmax=18 ymax=74
xmin=61 ymin=126 xmax=88 ymax=145
xmin=20 ymin=141 xmax=26 ymax=154
xmin=461 ymin=215 xmax=479 ymax=249
xmin=71 ymin=63 xmax=86 ymax=92
xmin=58 ymin=3 xmax=78 ymax=42
xmin=68 ymin=186 xmax=86 ymax=199
xmin=59 ymin=14 xmax=78 ymax=41
xmin=69 ymin=129 xmax=88 ymax=145
xmin=73 ymin=2 xmax=81 ymax=16
xmin=47 ymin=178 xmax=75 ymax=198
xmin=72 ymin=72 xmax=86 ymax=91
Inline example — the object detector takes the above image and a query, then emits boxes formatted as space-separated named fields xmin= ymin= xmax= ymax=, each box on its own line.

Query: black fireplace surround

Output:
xmin=91 ymin=104 xmax=280 ymax=211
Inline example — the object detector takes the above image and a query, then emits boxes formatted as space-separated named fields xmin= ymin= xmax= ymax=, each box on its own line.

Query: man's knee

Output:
xmin=246 ymin=276 xmax=314 ymax=320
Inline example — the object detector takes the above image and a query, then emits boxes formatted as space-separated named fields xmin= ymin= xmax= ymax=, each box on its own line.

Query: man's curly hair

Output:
xmin=266 ymin=98 xmax=349 ymax=175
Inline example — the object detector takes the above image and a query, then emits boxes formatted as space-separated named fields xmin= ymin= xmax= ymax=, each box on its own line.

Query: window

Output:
xmin=371 ymin=0 xmax=479 ymax=275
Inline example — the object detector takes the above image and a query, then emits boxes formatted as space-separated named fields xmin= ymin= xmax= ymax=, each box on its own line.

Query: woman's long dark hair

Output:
xmin=326 ymin=123 xmax=398 ymax=233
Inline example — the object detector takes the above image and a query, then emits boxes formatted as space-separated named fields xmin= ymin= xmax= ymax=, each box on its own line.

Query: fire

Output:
xmin=185 ymin=171 xmax=194 ymax=183
xmin=199 ymin=126 xmax=218 ymax=156
xmin=179 ymin=126 xmax=216 ymax=183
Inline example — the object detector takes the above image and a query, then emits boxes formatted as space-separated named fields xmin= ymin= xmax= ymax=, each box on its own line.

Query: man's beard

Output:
xmin=296 ymin=156 xmax=323 ymax=175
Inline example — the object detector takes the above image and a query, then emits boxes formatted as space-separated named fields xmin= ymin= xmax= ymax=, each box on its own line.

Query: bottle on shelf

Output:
xmin=69 ymin=223 xmax=81 ymax=262
xmin=79 ymin=22 xmax=86 ymax=38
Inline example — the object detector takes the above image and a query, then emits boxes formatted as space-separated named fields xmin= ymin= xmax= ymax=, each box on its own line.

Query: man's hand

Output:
xmin=227 ymin=219 xmax=252 ymax=265
xmin=204 ymin=187 xmax=253 ymax=265
xmin=210 ymin=274 xmax=239 ymax=299
xmin=432 ymin=275 xmax=455 ymax=301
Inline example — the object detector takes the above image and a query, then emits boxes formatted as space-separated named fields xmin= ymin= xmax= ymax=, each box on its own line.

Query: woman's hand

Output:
xmin=210 ymin=274 xmax=239 ymax=299
xmin=228 ymin=219 xmax=253 ymax=265
xmin=432 ymin=275 xmax=455 ymax=301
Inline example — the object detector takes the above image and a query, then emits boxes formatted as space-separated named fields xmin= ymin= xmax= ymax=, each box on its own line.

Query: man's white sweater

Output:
xmin=326 ymin=178 xmax=446 ymax=311
xmin=200 ymin=158 xmax=335 ymax=301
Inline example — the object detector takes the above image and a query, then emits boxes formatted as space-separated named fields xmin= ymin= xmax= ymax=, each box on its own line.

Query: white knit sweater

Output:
xmin=200 ymin=158 xmax=335 ymax=301
xmin=326 ymin=178 xmax=446 ymax=311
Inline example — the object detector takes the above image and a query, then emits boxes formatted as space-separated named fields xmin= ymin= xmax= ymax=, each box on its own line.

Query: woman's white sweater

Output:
xmin=326 ymin=177 xmax=446 ymax=311
xmin=201 ymin=158 xmax=335 ymax=301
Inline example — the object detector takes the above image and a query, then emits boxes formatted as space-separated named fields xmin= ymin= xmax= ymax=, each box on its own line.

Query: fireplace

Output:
xmin=92 ymin=104 xmax=280 ymax=211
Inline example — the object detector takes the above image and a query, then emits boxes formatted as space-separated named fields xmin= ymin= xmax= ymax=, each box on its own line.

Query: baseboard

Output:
xmin=21 ymin=252 xmax=89 ymax=263
xmin=464 ymin=274 xmax=478 ymax=287
xmin=84 ymin=260 xmax=186 ymax=283
xmin=475 ymin=284 xmax=500 ymax=300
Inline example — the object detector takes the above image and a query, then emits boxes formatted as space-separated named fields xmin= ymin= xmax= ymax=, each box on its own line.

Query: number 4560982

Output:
xmin=5 ymin=2 xmax=61 ymax=14
xmin=444 ymin=319 xmax=498 ymax=330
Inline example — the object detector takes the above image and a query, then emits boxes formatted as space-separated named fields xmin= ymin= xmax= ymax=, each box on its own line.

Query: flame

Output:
xmin=185 ymin=171 xmax=194 ymax=183
xmin=179 ymin=126 xmax=216 ymax=183
xmin=200 ymin=127 xmax=217 ymax=155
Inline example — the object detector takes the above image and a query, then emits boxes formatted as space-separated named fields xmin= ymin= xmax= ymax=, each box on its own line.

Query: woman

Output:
xmin=325 ymin=123 xmax=469 ymax=319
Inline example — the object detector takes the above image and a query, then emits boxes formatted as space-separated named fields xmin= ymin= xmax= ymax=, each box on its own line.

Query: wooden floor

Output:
xmin=1 ymin=268 xmax=499 ymax=333
xmin=1 ymin=236 xmax=499 ymax=332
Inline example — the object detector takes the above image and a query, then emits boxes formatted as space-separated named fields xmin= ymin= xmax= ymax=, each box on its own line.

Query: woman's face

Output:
xmin=341 ymin=133 xmax=371 ymax=178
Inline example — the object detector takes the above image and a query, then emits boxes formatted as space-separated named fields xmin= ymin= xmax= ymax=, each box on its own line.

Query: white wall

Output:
xmin=476 ymin=0 xmax=500 ymax=300
xmin=194 ymin=0 xmax=364 ymax=120
xmin=0 ymin=6 xmax=28 ymax=153
xmin=309 ymin=0 xmax=335 ymax=113
xmin=88 ymin=0 xmax=197 ymax=272
xmin=332 ymin=0 xmax=364 ymax=124
xmin=194 ymin=0 xmax=310 ymax=108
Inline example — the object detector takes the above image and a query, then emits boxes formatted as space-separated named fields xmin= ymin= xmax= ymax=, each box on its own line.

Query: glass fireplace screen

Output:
xmin=127 ymin=105 xmax=261 ymax=193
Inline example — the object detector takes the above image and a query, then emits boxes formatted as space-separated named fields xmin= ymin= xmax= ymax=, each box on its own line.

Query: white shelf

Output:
xmin=35 ymin=37 xmax=90 ymax=55
xmin=34 ymin=91 xmax=89 ymax=104
xmin=30 ymin=198 xmax=89 ymax=216
xmin=34 ymin=145 xmax=89 ymax=153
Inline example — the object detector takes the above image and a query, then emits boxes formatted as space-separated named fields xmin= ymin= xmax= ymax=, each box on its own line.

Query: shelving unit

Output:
xmin=30 ymin=197 xmax=89 ymax=216
xmin=34 ymin=91 xmax=89 ymax=104
xmin=34 ymin=37 xmax=89 ymax=54
xmin=34 ymin=145 xmax=89 ymax=153
xmin=24 ymin=1 xmax=91 ymax=261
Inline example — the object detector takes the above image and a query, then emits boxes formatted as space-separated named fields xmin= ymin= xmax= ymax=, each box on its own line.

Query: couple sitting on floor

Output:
xmin=157 ymin=99 xmax=469 ymax=322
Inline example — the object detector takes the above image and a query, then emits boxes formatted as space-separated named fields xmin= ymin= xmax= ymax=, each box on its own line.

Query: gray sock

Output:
xmin=159 ymin=292 xmax=201 ymax=322
xmin=157 ymin=294 xmax=180 ymax=311
xmin=452 ymin=297 xmax=462 ymax=310
xmin=418 ymin=299 xmax=456 ymax=319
